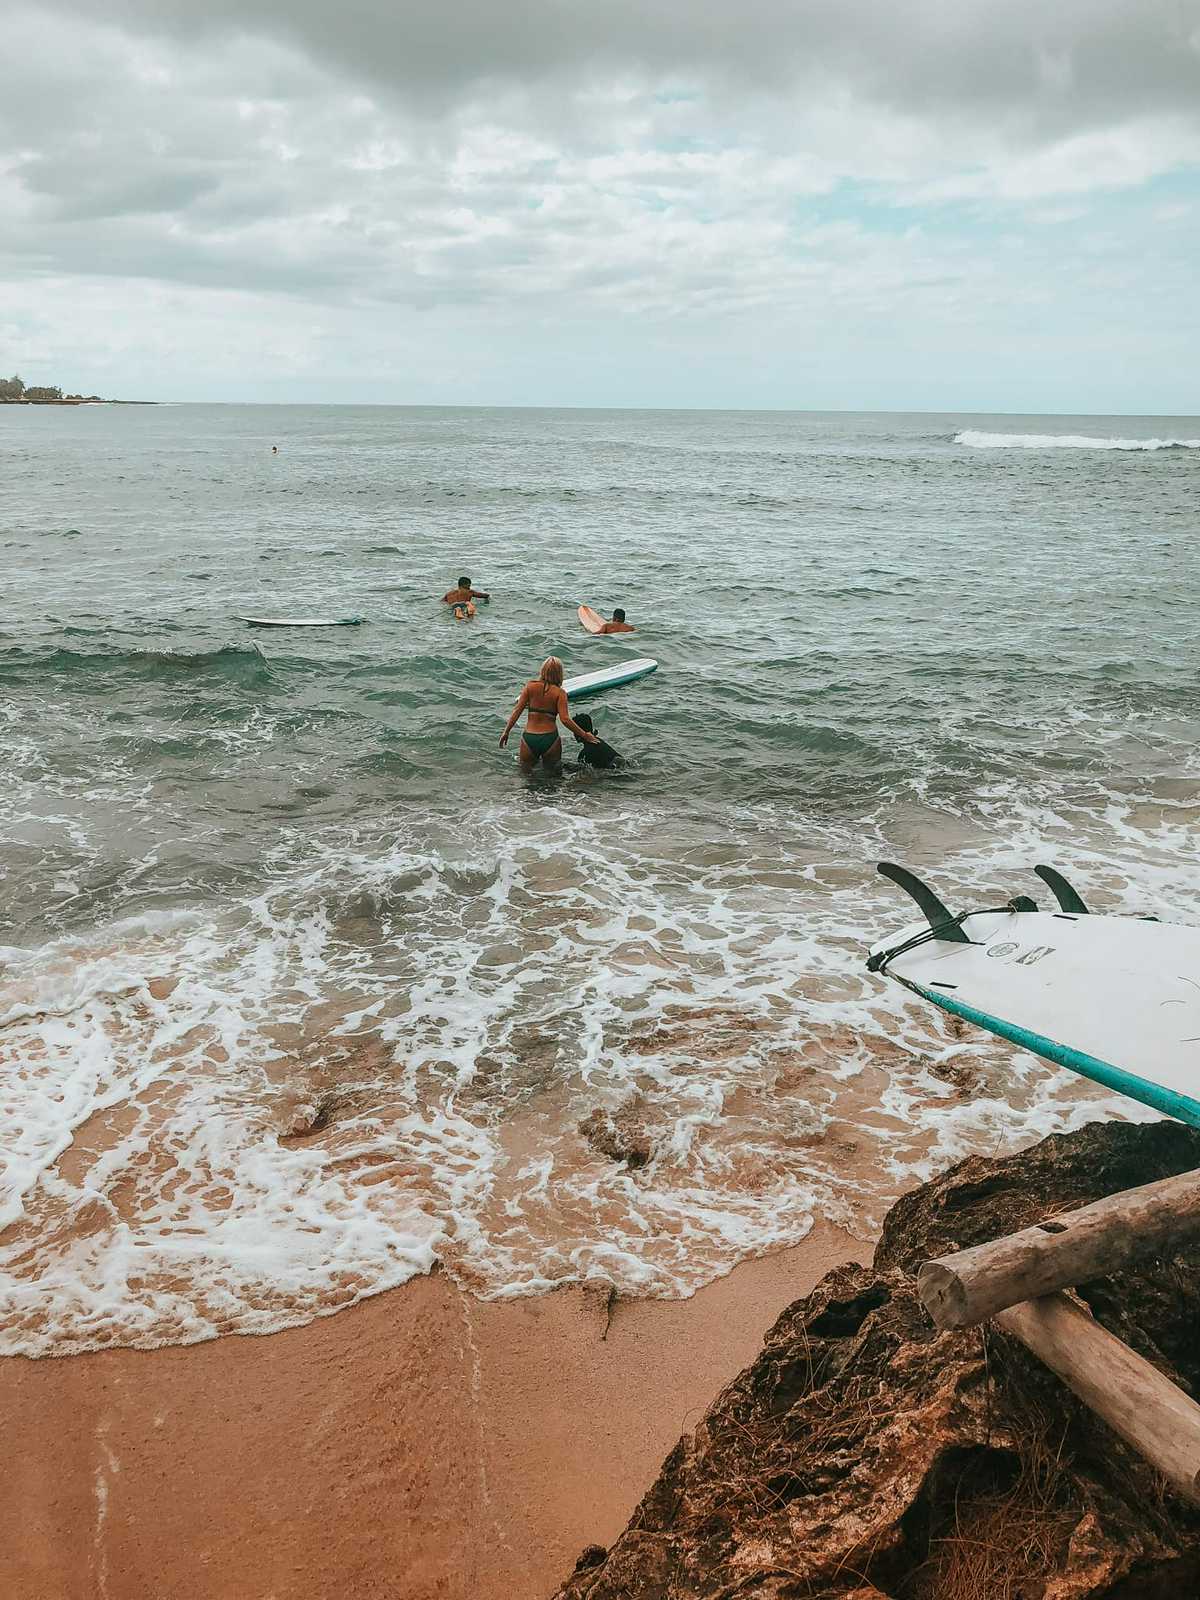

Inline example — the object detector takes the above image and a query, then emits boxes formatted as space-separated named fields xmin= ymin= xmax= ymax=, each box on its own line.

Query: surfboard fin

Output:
xmin=1034 ymin=865 xmax=1089 ymax=914
xmin=875 ymin=863 xmax=971 ymax=942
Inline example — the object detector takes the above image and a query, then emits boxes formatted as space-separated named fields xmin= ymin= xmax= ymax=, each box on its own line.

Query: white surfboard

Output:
xmin=239 ymin=616 xmax=365 ymax=628
xmin=868 ymin=866 xmax=1200 ymax=1127
xmin=563 ymin=657 xmax=657 ymax=700
xmin=578 ymin=604 xmax=606 ymax=634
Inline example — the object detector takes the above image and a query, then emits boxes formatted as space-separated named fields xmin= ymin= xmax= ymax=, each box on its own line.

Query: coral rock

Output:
xmin=579 ymin=1100 xmax=654 ymax=1169
xmin=553 ymin=1121 xmax=1200 ymax=1600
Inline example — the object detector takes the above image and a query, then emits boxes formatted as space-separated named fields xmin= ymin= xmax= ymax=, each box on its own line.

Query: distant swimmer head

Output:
xmin=271 ymin=445 xmax=278 ymax=454
xmin=612 ymin=607 xmax=626 ymax=621
xmin=540 ymin=656 xmax=564 ymax=686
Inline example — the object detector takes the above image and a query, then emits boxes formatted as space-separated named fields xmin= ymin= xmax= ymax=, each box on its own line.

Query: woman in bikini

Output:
xmin=499 ymin=656 xmax=600 ymax=770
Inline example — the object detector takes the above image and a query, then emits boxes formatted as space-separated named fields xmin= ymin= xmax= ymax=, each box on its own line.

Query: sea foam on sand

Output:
xmin=0 ymin=801 xmax=1151 ymax=1359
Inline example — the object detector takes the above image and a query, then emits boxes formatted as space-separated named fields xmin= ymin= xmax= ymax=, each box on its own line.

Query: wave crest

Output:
xmin=0 ymin=643 xmax=275 ymax=688
xmin=955 ymin=430 xmax=1200 ymax=451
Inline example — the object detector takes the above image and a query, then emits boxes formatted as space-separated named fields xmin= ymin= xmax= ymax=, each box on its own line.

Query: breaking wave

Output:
xmin=955 ymin=430 xmax=1200 ymax=451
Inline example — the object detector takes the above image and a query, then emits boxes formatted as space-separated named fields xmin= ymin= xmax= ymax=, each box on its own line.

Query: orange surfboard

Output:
xmin=578 ymin=604 xmax=606 ymax=634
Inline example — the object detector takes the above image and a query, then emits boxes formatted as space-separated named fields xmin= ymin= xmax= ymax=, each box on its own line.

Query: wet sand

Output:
xmin=3 ymin=1222 xmax=867 ymax=1600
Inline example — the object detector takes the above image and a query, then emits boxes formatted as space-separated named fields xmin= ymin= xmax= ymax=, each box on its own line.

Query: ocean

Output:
xmin=3 ymin=403 xmax=1198 ymax=1357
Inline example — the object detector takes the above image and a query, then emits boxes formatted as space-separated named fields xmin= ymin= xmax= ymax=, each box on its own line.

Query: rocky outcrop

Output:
xmin=553 ymin=1121 xmax=1200 ymax=1600
xmin=579 ymin=1098 xmax=654 ymax=1169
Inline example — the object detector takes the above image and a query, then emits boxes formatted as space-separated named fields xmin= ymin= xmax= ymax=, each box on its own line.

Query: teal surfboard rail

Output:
xmin=908 ymin=979 xmax=1200 ymax=1129
xmin=563 ymin=659 xmax=658 ymax=700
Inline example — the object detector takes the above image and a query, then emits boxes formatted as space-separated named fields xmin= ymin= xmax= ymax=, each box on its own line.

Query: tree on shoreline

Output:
xmin=1 ymin=373 xmax=117 ymax=403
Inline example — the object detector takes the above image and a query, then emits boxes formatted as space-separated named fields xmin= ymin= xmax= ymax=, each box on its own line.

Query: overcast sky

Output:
xmin=2 ymin=1 xmax=1198 ymax=409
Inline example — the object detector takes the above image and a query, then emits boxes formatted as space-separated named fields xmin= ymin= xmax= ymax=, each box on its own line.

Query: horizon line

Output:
xmin=50 ymin=400 xmax=1200 ymax=419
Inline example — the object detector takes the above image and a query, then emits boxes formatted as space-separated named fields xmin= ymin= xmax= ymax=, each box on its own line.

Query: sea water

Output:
xmin=2 ymin=404 xmax=1198 ymax=1355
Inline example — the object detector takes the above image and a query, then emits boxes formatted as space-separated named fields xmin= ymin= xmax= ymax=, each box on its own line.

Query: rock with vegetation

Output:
xmin=553 ymin=1120 xmax=1200 ymax=1600
xmin=0 ymin=373 xmax=114 ymax=403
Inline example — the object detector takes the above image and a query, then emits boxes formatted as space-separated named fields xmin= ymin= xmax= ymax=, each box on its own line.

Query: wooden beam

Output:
xmin=918 ymin=1167 xmax=1200 ymax=1330
xmin=996 ymin=1293 xmax=1200 ymax=1504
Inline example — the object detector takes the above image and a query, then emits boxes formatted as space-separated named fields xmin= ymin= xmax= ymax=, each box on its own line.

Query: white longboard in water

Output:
xmin=563 ymin=657 xmax=657 ymax=700
xmin=867 ymin=863 xmax=1200 ymax=1127
xmin=239 ymin=616 xmax=365 ymax=628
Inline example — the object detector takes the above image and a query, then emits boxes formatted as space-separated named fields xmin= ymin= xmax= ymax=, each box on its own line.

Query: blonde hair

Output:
xmin=540 ymin=656 xmax=564 ymax=687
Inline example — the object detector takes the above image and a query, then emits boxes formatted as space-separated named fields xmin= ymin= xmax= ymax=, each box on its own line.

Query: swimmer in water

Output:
xmin=443 ymin=574 xmax=490 ymax=620
xmin=598 ymin=607 xmax=635 ymax=634
xmin=271 ymin=445 xmax=278 ymax=454
xmin=499 ymin=656 xmax=600 ymax=770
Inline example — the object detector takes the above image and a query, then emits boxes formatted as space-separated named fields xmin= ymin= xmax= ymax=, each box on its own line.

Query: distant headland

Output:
xmin=0 ymin=374 xmax=153 ymax=405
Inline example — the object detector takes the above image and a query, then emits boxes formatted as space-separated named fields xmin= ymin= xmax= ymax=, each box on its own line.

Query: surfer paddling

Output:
xmin=499 ymin=656 xmax=600 ymax=770
xmin=598 ymin=607 xmax=635 ymax=634
xmin=443 ymin=575 xmax=490 ymax=620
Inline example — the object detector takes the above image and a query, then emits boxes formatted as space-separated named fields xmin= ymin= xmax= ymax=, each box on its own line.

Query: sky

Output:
xmin=1 ymin=0 xmax=1199 ymax=410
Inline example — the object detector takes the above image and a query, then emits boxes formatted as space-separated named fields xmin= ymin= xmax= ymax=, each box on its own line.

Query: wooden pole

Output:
xmin=918 ymin=1167 xmax=1200 ymax=1330
xmin=995 ymin=1293 xmax=1200 ymax=1504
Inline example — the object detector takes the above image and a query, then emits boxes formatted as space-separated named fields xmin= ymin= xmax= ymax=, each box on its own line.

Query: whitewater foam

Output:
xmin=3 ymin=785 xmax=1184 ymax=1359
xmin=955 ymin=430 xmax=1200 ymax=450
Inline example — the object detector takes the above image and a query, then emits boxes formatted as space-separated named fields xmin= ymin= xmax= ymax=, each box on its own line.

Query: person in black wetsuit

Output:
xmin=571 ymin=712 xmax=622 ymax=769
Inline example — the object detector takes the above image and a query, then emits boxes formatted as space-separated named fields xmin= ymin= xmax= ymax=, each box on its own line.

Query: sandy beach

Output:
xmin=3 ymin=1223 xmax=866 ymax=1600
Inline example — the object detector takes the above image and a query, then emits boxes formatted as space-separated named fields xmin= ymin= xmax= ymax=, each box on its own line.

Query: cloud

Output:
xmin=52 ymin=0 xmax=1200 ymax=128
xmin=906 ymin=117 xmax=1200 ymax=202
xmin=1 ymin=1 xmax=1198 ymax=404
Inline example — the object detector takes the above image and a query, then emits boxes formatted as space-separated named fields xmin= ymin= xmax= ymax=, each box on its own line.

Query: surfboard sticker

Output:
xmin=578 ymin=605 xmax=606 ymax=634
xmin=563 ymin=657 xmax=658 ymax=700
xmin=236 ymin=614 xmax=364 ymax=627
xmin=868 ymin=904 xmax=1200 ymax=1127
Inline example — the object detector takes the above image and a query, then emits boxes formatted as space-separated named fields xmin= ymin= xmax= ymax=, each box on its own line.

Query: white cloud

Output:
xmin=1 ymin=1 xmax=1198 ymax=406
xmin=908 ymin=117 xmax=1200 ymax=203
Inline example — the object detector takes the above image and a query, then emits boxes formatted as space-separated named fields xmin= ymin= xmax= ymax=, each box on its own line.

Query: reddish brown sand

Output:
xmin=3 ymin=1223 xmax=866 ymax=1600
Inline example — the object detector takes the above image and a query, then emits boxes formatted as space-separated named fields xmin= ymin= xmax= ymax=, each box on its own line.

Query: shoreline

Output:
xmin=0 ymin=399 xmax=155 ymax=406
xmin=2 ymin=1222 xmax=867 ymax=1600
